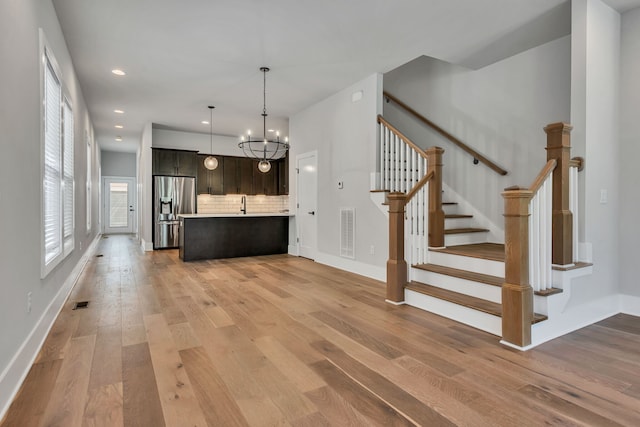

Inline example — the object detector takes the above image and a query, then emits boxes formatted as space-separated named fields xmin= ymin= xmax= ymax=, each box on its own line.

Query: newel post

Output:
xmin=545 ymin=123 xmax=573 ymax=266
xmin=386 ymin=192 xmax=407 ymax=303
xmin=502 ymin=187 xmax=534 ymax=347
xmin=426 ymin=147 xmax=445 ymax=248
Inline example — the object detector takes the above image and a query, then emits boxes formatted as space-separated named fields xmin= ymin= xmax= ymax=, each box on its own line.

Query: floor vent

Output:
xmin=340 ymin=207 xmax=355 ymax=259
xmin=102 ymin=236 xmax=109 ymax=239
xmin=96 ymin=254 xmax=104 ymax=257
xmin=73 ymin=301 xmax=89 ymax=310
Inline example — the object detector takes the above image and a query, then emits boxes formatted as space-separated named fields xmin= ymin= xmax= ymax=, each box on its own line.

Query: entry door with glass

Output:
xmin=103 ymin=177 xmax=135 ymax=234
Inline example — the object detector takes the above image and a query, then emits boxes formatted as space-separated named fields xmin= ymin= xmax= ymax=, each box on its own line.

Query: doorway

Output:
xmin=103 ymin=177 xmax=136 ymax=234
xmin=297 ymin=151 xmax=318 ymax=259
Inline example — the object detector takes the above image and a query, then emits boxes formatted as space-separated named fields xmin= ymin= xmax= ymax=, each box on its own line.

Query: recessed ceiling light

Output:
xmin=201 ymin=121 xmax=209 ymax=125
xmin=111 ymin=69 xmax=126 ymax=76
xmin=115 ymin=136 xmax=123 ymax=141
xmin=114 ymin=109 xmax=124 ymax=114
xmin=115 ymin=125 xmax=123 ymax=129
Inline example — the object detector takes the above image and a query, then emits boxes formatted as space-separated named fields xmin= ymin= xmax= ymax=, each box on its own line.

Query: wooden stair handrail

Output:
xmin=383 ymin=91 xmax=508 ymax=176
xmin=570 ymin=156 xmax=584 ymax=171
xmin=528 ymin=159 xmax=557 ymax=194
xmin=377 ymin=115 xmax=429 ymax=160
xmin=405 ymin=170 xmax=434 ymax=203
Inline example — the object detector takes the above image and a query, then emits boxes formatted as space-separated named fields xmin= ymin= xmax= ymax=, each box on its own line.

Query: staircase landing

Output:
xmin=431 ymin=243 xmax=505 ymax=262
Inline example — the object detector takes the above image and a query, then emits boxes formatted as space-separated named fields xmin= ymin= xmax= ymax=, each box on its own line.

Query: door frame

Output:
xmin=102 ymin=176 xmax=137 ymax=234
xmin=296 ymin=151 xmax=318 ymax=260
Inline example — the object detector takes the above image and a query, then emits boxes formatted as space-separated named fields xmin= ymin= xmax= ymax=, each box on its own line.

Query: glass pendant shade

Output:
xmin=258 ymin=160 xmax=271 ymax=173
xmin=204 ymin=155 xmax=218 ymax=170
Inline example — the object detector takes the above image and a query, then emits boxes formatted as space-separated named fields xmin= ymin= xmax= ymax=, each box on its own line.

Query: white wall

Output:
xmin=101 ymin=150 xmax=136 ymax=177
xmin=618 ymin=7 xmax=640 ymax=298
xmin=0 ymin=0 xmax=100 ymax=416
xmin=570 ymin=0 xmax=621 ymax=306
xmin=383 ymin=36 xmax=571 ymax=228
xmin=289 ymin=74 xmax=388 ymax=280
xmin=138 ymin=123 xmax=153 ymax=251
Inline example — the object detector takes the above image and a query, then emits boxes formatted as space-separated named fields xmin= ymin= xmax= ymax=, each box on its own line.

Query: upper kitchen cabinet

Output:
xmin=278 ymin=155 xmax=289 ymax=195
xmin=253 ymin=160 xmax=278 ymax=195
xmin=223 ymin=156 xmax=254 ymax=194
xmin=152 ymin=148 xmax=198 ymax=177
xmin=196 ymin=154 xmax=223 ymax=195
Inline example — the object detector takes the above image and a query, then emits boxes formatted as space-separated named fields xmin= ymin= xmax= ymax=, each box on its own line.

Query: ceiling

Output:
xmin=51 ymin=0 xmax=639 ymax=153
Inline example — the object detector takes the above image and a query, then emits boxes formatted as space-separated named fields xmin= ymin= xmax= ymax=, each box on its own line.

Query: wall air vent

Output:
xmin=340 ymin=207 xmax=355 ymax=259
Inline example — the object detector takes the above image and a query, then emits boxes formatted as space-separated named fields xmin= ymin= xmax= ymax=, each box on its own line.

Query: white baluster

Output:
xmin=529 ymin=195 xmax=538 ymax=292
xmin=570 ymin=166 xmax=579 ymax=263
xmin=379 ymin=124 xmax=384 ymax=190
xmin=545 ymin=176 xmax=553 ymax=289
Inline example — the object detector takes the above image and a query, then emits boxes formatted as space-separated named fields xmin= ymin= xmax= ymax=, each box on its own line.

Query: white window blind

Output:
xmin=43 ymin=55 xmax=62 ymax=266
xmin=86 ymin=133 xmax=91 ymax=232
xmin=63 ymin=99 xmax=74 ymax=254
xmin=42 ymin=42 xmax=75 ymax=277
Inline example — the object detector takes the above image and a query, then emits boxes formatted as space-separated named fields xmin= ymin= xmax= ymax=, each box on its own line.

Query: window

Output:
xmin=86 ymin=132 xmax=91 ymax=232
xmin=41 ymin=39 xmax=74 ymax=278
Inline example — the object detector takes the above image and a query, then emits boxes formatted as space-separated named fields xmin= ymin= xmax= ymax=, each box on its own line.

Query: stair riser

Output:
xmin=410 ymin=269 xmax=501 ymax=303
xmin=444 ymin=232 xmax=489 ymax=246
xmin=444 ymin=218 xmax=473 ymax=229
xmin=404 ymin=289 xmax=502 ymax=336
xmin=442 ymin=204 xmax=459 ymax=215
xmin=427 ymin=250 xmax=505 ymax=277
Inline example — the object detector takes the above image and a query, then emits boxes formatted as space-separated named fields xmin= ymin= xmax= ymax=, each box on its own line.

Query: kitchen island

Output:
xmin=178 ymin=213 xmax=291 ymax=261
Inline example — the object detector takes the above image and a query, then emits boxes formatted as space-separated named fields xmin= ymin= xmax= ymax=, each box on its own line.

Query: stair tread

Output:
xmin=406 ymin=281 xmax=547 ymax=324
xmin=413 ymin=264 xmax=502 ymax=286
xmin=431 ymin=243 xmax=505 ymax=262
xmin=444 ymin=227 xmax=489 ymax=234
xmin=369 ymin=189 xmax=390 ymax=193
xmin=445 ymin=214 xmax=473 ymax=219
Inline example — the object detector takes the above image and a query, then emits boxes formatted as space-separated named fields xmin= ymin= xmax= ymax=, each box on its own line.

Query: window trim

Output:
xmin=40 ymin=30 xmax=75 ymax=278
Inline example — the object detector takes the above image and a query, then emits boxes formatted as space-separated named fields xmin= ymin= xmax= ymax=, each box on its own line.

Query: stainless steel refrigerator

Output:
xmin=154 ymin=176 xmax=196 ymax=249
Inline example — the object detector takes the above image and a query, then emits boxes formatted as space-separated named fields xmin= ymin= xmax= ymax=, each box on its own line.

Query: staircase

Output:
xmin=409 ymin=197 xmax=547 ymax=336
xmin=376 ymin=111 xmax=589 ymax=349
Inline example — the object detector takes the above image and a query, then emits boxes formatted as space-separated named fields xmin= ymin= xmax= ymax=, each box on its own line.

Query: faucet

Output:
xmin=240 ymin=195 xmax=247 ymax=214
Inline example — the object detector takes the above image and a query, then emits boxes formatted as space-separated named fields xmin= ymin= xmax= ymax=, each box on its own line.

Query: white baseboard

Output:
xmin=620 ymin=294 xmax=640 ymax=316
xmin=531 ymin=294 xmax=620 ymax=348
xmin=314 ymin=252 xmax=385 ymax=282
xmin=140 ymin=238 xmax=153 ymax=252
xmin=0 ymin=233 xmax=101 ymax=421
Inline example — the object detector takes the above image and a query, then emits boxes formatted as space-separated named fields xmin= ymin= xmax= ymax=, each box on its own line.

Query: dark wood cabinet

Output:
xmin=278 ymin=155 xmax=289 ymax=195
xmin=239 ymin=158 xmax=254 ymax=194
xmin=223 ymin=157 xmax=256 ymax=194
xmin=175 ymin=150 xmax=197 ymax=176
xmin=196 ymin=154 xmax=223 ymax=195
xmin=253 ymin=160 xmax=278 ymax=195
xmin=152 ymin=148 xmax=197 ymax=177
xmin=154 ymin=149 xmax=289 ymax=195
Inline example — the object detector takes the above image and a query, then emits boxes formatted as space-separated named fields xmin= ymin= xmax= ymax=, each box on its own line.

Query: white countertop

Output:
xmin=179 ymin=212 xmax=293 ymax=218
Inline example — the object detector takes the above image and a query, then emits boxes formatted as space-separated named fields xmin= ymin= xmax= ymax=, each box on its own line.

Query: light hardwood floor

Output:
xmin=2 ymin=234 xmax=640 ymax=426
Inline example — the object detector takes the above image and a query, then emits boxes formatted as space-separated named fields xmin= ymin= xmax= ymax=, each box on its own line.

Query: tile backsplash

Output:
xmin=197 ymin=194 xmax=289 ymax=214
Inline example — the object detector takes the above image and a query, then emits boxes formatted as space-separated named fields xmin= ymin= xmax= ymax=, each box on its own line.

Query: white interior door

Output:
xmin=103 ymin=177 xmax=135 ymax=234
xmin=297 ymin=152 xmax=318 ymax=259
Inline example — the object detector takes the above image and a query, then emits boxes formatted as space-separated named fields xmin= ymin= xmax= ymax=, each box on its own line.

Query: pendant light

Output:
xmin=204 ymin=106 xmax=218 ymax=170
xmin=238 ymin=67 xmax=289 ymax=173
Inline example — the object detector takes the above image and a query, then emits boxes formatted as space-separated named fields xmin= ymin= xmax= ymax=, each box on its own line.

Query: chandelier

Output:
xmin=238 ymin=67 xmax=289 ymax=173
